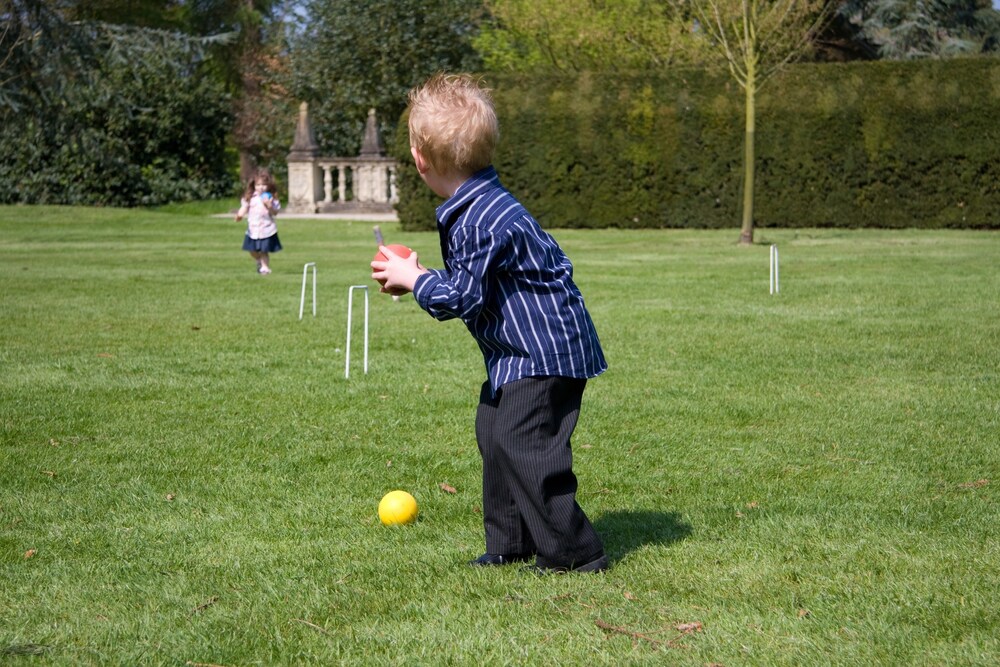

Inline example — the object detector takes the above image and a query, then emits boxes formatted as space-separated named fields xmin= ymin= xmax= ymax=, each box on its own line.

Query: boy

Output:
xmin=372 ymin=73 xmax=608 ymax=574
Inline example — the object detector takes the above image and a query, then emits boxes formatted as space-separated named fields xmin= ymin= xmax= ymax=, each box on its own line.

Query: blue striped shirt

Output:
xmin=413 ymin=166 xmax=607 ymax=394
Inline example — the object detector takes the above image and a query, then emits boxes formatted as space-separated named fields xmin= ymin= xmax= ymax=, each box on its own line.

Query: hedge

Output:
xmin=394 ymin=59 xmax=1000 ymax=231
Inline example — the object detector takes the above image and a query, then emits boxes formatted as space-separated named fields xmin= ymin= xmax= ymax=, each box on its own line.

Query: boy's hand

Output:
xmin=371 ymin=245 xmax=427 ymax=295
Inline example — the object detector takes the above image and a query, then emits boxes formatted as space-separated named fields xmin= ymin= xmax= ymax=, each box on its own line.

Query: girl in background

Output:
xmin=235 ymin=169 xmax=282 ymax=274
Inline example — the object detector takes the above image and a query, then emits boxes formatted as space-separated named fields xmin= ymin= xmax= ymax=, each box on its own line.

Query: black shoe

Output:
xmin=524 ymin=553 xmax=609 ymax=575
xmin=468 ymin=553 xmax=533 ymax=567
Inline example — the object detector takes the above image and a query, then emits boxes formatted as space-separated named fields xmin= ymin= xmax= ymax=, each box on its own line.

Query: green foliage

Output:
xmin=475 ymin=0 xmax=709 ymax=72
xmin=0 ymin=8 xmax=234 ymax=206
xmin=0 ymin=0 xmax=91 ymax=112
xmin=181 ymin=0 xmax=295 ymax=183
xmin=289 ymin=0 xmax=484 ymax=159
xmin=396 ymin=60 xmax=1000 ymax=231
xmin=60 ymin=0 xmax=187 ymax=29
xmin=838 ymin=0 xmax=1000 ymax=58
xmin=758 ymin=58 xmax=1000 ymax=228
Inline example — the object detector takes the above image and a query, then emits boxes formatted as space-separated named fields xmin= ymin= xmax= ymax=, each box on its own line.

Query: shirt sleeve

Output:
xmin=414 ymin=225 xmax=499 ymax=322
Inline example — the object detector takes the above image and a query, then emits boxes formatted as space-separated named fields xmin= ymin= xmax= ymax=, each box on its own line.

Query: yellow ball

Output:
xmin=378 ymin=490 xmax=418 ymax=526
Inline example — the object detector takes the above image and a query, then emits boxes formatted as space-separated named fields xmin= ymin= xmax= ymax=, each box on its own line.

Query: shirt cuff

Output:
xmin=413 ymin=271 xmax=440 ymax=310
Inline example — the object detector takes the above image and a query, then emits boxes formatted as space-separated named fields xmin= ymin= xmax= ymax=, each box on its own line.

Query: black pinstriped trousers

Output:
xmin=475 ymin=376 xmax=604 ymax=568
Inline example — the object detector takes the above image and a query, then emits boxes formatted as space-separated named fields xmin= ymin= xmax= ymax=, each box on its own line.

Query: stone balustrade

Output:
xmin=315 ymin=158 xmax=397 ymax=208
xmin=286 ymin=104 xmax=398 ymax=214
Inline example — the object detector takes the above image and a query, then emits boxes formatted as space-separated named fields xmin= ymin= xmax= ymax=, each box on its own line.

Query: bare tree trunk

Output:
xmin=740 ymin=71 xmax=756 ymax=246
xmin=239 ymin=151 xmax=256 ymax=184
xmin=236 ymin=0 xmax=260 ymax=184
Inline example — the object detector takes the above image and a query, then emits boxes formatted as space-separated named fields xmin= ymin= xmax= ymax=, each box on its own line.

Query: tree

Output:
xmin=837 ymin=0 xmax=1000 ymax=59
xmin=288 ymin=0 xmax=484 ymax=158
xmin=1 ymin=0 xmax=94 ymax=112
xmin=181 ymin=0 xmax=294 ymax=182
xmin=59 ymin=0 xmax=186 ymax=29
xmin=691 ymin=0 xmax=829 ymax=244
xmin=36 ymin=0 xmax=296 ymax=183
xmin=0 ymin=0 xmax=234 ymax=205
xmin=474 ymin=0 xmax=711 ymax=71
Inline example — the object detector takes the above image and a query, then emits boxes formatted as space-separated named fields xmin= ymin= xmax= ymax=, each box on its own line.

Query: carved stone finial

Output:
xmin=359 ymin=108 xmax=386 ymax=157
xmin=288 ymin=101 xmax=319 ymax=159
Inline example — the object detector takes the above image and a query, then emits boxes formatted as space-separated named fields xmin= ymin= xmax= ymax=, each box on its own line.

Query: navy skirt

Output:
xmin=243 ymin=233 xmax=282 ymax=253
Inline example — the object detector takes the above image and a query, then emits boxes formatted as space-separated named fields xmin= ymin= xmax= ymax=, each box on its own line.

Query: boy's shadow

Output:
xmin=593 ymin=510 xmax=692 ymax=562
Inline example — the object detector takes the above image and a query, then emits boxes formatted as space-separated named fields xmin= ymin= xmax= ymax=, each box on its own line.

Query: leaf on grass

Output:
xmin=24 ymin=549 xmax=36 ymax=559
xmin=291 ymin=618 xmax=334 ymax=636
xmin=439 ymin=482 xmax=457 ymax=494
xmin=2 ymin=644 xmax=48 ymax=656
xmin=595 ymin=619 xmax=665 ymax=646
xmin=798 ymin=608 xmax=811 ymax=618
xmin=746 ymin=501 xmax=759 ymax=509
xmin=675 ymin=621 xmax=703 ymax=633
xmin=166 ymin=494 xmax=176 ymax=501
xmin=386 ymin=460 xmax=392 ymax=467
xmin=958 ymin=479 xmax=989 ymax=489
xmin=623 ymin=591 xmax=637 ymax=600
xmin=190 ymin=596 xmax=218 ymax=615
xmin=97 ymin=353 xmax=113 ymax=358
xmin=49 ymin=438 xmax=59 ymax=447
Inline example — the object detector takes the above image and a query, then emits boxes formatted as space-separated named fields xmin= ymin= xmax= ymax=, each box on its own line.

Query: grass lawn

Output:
xmin=1 ymin=205 xmax=998 ymax=665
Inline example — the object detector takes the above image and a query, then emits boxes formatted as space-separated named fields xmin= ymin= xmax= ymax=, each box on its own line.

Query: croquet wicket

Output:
xmin=299 ymin=262 xmax=316 ymax=319
xmin=770 ymin=245 xmax=780 ymax=295
xmin=345 ymin=285 xmax=369 ymax=378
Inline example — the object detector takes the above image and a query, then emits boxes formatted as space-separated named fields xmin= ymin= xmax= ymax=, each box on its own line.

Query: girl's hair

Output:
xmin=243 ymin=168 xmax=277 ymax=200
xmin=407 ymin=73 xmax=498 ymax=176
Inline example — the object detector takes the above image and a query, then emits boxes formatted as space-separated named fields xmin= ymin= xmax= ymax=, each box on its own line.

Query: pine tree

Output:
xmin=838 ymin=0 xmax=1000 ymax=59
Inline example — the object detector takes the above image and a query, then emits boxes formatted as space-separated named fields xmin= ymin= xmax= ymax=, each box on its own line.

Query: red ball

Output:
xmin=373 ymin=244 xmax=412 ymax=286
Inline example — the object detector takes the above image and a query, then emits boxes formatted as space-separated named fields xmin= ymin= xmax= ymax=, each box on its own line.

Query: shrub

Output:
xmin=394 ymin=59 xmax=1000 ymax=230
xmin=0 ymin=22 xmax=234 ymax=207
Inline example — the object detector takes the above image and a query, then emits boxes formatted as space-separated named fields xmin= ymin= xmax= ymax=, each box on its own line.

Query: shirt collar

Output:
xmin=436 ymin=166 xmax=500 ymax=228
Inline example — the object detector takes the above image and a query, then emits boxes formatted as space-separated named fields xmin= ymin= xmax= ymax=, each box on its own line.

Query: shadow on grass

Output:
xmin=593 ymin=510 xmax=692 ymax=562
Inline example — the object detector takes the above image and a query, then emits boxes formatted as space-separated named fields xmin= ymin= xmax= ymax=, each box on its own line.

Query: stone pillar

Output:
xmin=323 ymin=165 xmax=333 ymax=203
xmin=286 ymin=102 xmax=323 ymax=213
xmin=360 ymin=108 xmax=386 ymax=157
xmin=355 ymin=110 xmax=389 ymax=204
xmin=338 ymin=164 xmax=348 ymax=203
xmin=356 ymin=164 xmax=374 ymax=203
xmin=371 ymin=164 xmax=389 ymax=203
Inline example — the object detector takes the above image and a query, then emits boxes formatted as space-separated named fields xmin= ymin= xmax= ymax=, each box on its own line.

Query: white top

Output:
xmin=239 ymin=193 xmax=281 ymax=239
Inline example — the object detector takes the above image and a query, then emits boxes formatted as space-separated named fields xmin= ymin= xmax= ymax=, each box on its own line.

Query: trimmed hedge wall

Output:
xmin=394 ymin=59 xmax=1000 ymax=231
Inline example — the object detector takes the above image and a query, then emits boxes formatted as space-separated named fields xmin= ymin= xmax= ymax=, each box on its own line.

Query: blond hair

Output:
xmin=407 ymin=73 xmax=498 ymax=176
